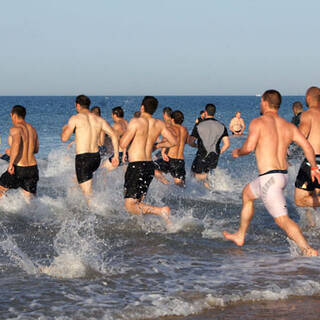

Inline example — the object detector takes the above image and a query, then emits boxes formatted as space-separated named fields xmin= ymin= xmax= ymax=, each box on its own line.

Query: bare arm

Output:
xmin=102 ymin=120 xmax=119 ymax=165
xmin=155 ymin=125 xmax=177 ymax=149
xmin=8 ymin=128 xmax=21 ymax=174
xmin=220 ymin=136 xmax=230 ymax=154
xmin=240 ymin=118 xmax=245 ymax=133
xmin=298 ymin=112 xmax=311 ymax=138
xmin=233 ymin=119 xmax=260 ymax=158
xmin=293 ymin=126 xmax=320 ymax=183
xmin=34 ymin=131 xmax=39 ymax=154
xmin=120 ymin=119 xmax=137 ymax=150
xmin=229 ymin=119 xmax=234 ymax=132
xmin=187 ymin=136 xmax=197 ymax=148
xmin=61 ymin=116 xmax=76 ymax=142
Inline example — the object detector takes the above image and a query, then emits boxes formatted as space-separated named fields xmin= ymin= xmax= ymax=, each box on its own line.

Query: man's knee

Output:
xmin=274 ymin=214 xmax=289 ymax=228
xmin=124 ymin=198 xmax=138 ymax=213
xmin=242 ymin=184 xmax=255 ymax=202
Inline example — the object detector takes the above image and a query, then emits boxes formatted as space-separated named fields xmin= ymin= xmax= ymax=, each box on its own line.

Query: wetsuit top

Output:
xmin=291 ymin=112 xmax=302 ymax=127
xmin=191 ymin=118 xmax=228 ymax=157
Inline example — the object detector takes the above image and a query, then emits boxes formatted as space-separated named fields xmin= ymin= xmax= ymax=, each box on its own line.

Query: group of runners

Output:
xmin=1 ymin=88 xmax=320 ymax=256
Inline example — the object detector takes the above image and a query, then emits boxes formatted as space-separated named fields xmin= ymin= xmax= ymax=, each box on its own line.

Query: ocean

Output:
xmin=0 ymin=96 xmax=319 ymax=320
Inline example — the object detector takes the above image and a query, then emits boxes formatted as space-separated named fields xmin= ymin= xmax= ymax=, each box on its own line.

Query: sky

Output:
xmin=1 ymin=0 xmax=319 ymax=95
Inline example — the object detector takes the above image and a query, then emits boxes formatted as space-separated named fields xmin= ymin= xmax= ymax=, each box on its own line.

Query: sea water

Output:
xmin=0 ymin=96 xmax=319 ymax=320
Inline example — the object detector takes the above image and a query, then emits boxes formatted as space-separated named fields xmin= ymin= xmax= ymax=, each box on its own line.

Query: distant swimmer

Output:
xmin=294 ymin=87 xmax=320 ymax=212
xmin=108 ymin=106 xmax=128 ymax=166
xmin=224 ymin=90 xmax=320 ymax=256
xmin=120 ymin=96 xmax=177 ymax=225
xmin=154 ymin=110 xmax=189 ymax=186
xmin=291 ymin=101 xmax=304 ymax=127
xmin=195 ymin=110 xmax=205 ymax=124
xmin=188 ymin=103 xmax=230 ymax=189
xmin=0 ymin=105 xmax=39 ymax=201
xmin=61 ymin=95 xmax=119 ymax=198
xmin=229 ymin=111 xmax=245 ymax=136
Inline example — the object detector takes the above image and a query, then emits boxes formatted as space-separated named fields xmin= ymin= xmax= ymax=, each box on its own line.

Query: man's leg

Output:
xmin=0 ymin=185 xmax=8 ymax=198
xmin=274 ymin=214 xmax=318 ymax=256
xmin=154 ymin=169 xmax=170 ymax=185
xmin=173 ymin=178 xmax=185 ymax=187
xmin=223 ymin=183 xmax=257 ymax=246
xmin=295 ymin=187 xmax=320 ymax=207
xmin=124 ymin=198 xmax=171 ymax=225
xmin=79 ymin=179 xmax=93 ymax=197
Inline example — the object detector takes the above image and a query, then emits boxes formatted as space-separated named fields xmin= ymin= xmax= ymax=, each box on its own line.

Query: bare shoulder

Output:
xmin=10 ymin=126 xmax=21 ymax=135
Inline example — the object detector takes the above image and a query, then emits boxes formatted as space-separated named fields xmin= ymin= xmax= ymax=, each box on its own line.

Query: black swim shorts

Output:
xmin=154 ymin=157 xmax=186 ymax=181
xmin=124 ymin=161 xmax=154 ymax=200
xmin=0 ymin=165 xmax=39 ymax=194
xmin=191 ymin=152 xmax=219 ymax=174
xmin=75 ymin=152 xmax=101 ymax=184
xmin=295 ymin=156 xmax=320 ymax=191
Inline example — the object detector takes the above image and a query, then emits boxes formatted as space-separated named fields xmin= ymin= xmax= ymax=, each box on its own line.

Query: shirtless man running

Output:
xmin=0 ymin=105 xmax=39 ymax=201
xmin=120 ymin=96 xmax=176 ymax=225
xmin=154 ymin=110 xmax=189 ymax=186
xmin=110 ymin=106 xmax=128 ymax=165
xmin=224 ymin=90 xmax=319 ymax=256
xmin=294 ymin=87 xmax=320 ymax=207
xmin=61 ymin=95 xmax=119 ymax=198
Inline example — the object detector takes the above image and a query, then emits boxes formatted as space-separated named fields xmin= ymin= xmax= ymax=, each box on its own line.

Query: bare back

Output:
xmin=72 ymin=113 xmax=105 ymax=154
xmin=299 ymin=108 xmax=320 ymax=154
xmin=253 ymin=114 xmax=293 ymax=173
xmin=167 ymin=124 xmax=188 ymax=159
xmin=121 ymin=114 xmax=176 ymax=162
xmin=11 ymin=122 xmax=38 ymax=166
xmin=114 ymin=119 xmax=128 ymax=152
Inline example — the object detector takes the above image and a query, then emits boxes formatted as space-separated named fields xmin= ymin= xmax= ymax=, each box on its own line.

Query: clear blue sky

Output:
xmin=1 ymin=0 xmax=319 ymax=95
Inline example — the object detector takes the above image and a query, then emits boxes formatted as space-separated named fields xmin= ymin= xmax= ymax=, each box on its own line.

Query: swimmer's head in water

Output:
xmin=141 ymin=96 xmax=158 ymax=115
xmin=172 ymin=110 xmax=184 ymax=125
xmin=75 ymin=95 xmax=91 ymax=110
xmin=11 ymin=105 xmax=26 ymax=120
xmin=261 ymin=90 xmax=281 ymax=112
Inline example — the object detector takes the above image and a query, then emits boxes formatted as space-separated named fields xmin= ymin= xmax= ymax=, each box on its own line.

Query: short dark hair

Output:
xmin=11 ymin=105 xmax=26 ymax=119
xmin=163 ymin=107 xmax=173 ymax=118
xmin=200 ymin=110 xmax=205 ymax=115
xmin=205 ymin=104 xmax=216 ymax=116
xmin=91 ymin=106 xmax=101 ymax=116
xmin=112 ymin=106 xmax=124 ymax=118
xmin=134 ymin=111 xmax=141 ymax=118
xmin=172 ymin=110 xmax=184 ymax=125
xmin=75 ymin=95 xmax=91 ymax=109
xmin=142 ymin=96 xmax=158 ymax=115
xmin=262 ymin=90 xmax=282 ymax=109
xmin=292 ymin=101 xmax=303 ymax=112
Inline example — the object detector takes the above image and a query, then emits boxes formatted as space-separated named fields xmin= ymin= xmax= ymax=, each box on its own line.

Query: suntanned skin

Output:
xmin=100 ymin=113 xmax=128 ymax=170
xmin=61 ymin=103 xmax=119 ymax=197
xmin=0 ymin=112 xmax=39 ymax=199
xmin=229 ymin=112 xmax=245 ymax=136
xmin=188 ymin=112 xmax=230 ymax=188
xmin=295 ymin=87 xmax=320 ymax=208
xmin=120 ymin=105 xmax=177 ymax=225
xmin=155 ymin=119 xmax=189 ymax=186
xmin=223 ymin=97 xmax=320 ymax=256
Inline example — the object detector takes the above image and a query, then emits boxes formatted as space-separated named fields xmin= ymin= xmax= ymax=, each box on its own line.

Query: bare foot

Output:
xmin=302 ymin=248 xmax=319 ymax=257
xmin=159 ymin=206 xmax=171 ymax=225
xmin=223 ymin=231 xmax=244 ymax=246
